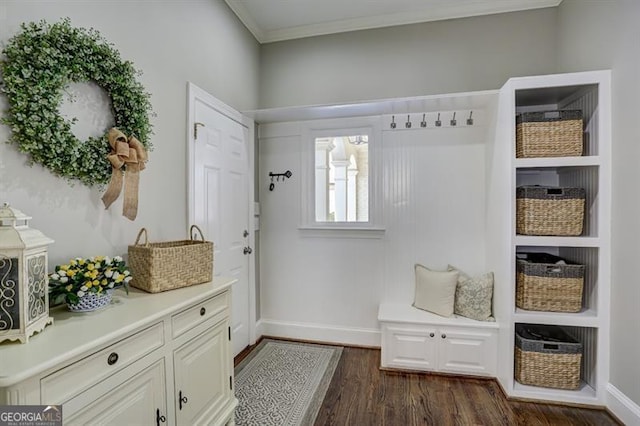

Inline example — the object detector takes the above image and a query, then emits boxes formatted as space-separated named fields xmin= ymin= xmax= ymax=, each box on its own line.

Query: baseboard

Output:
xmin=607 ymin=383 xmax=640 ymax=425
xmin=255 ymin=318 xmax=381 ymax=347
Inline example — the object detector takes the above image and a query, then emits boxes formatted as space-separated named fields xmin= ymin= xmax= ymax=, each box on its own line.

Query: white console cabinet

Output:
xmin=0 ymin=278 xmax=237 ymax=426
xmin=379 ymin=304 xmax=498 ymax=377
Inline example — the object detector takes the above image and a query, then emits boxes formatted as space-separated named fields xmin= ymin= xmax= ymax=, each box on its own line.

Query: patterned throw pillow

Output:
xmin=448 ymin=265 xmax=495 ymax=322
xmin=413 ymin=264 xmax=459 ymax=317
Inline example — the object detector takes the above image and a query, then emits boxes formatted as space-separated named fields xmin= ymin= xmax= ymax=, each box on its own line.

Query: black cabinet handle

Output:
xmin=156 ymin=408 xmax=166 ymax=425
xmin=429 ymin=332 xmax=435 ymax=338
xmin=441 ymin=334 xmax=447 ymax=339
xmin=179 ymin=390 xmax=188 ymax=410
xmin=200 ymin=307 xmax=206 ymax=316
xmin=107 ymin=352 xmax=119 ymax=365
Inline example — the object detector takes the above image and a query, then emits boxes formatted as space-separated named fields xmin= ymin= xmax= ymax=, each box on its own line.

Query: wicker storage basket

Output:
xmin=515 ymin=324 xmax=582 ymax=390
xmin=128 ymin=225 xmax=213 ymax=293
xmin=516 ymin=110 xmax=583 ymax=158
xmin=516 ymin=186 xmax=585 ymax=236
xmin=516 ymin=253 xmax=584 ymax=313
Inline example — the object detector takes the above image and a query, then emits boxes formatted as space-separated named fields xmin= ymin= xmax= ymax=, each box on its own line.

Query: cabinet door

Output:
xmin=437 ymin=327 xmax=497 ymax=376
xmin=381 ymin=324 xmax=437 ymax=371
xmin=174 ymin=320 xmax=232 ymax=425
xmin=65 ymin=360 xmax=167 ymax=426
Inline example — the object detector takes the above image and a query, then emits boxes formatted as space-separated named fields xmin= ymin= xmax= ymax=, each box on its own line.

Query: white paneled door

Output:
xmin=190 ymin=85 xmax=252 ymax=357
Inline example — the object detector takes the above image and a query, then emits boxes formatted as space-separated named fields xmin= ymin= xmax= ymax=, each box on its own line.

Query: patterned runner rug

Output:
xmin=234 ymin=339 xmax=343 ymax=426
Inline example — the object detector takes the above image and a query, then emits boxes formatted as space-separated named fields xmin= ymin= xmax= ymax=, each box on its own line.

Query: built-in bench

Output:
xmin=378 ymin=303 xmax=499 ymax=377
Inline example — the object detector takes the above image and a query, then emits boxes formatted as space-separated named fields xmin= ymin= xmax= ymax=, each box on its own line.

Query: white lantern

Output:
xmin=0 ymin=203 xmax=54 ymax=343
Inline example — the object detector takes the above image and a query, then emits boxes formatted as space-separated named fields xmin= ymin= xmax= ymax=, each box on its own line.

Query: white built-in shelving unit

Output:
xmin=489 ymin=70 xmax=611 ymax=405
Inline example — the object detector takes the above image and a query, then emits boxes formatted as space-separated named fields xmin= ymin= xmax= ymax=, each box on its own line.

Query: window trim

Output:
xmin=299 ymin=116 xmax=384 ymax=234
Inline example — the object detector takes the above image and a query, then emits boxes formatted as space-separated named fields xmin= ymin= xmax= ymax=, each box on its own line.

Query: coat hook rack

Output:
xmin=269 ymin=170 xmax=292 ymax=191
xmin=387 ymin=110 xmax=473 ymax=130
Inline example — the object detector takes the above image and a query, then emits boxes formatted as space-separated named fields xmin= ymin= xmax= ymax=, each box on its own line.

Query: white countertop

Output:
xmin=0 ymin=277 xmax=236 ymax=387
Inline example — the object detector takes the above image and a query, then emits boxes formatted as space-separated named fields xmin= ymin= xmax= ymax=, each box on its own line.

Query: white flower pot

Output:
xmin=67 ymin=290 xmax=113 ymax=312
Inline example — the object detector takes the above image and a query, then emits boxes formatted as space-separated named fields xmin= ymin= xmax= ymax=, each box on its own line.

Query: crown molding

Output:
xmin=226 ymin=0 xmax=562 ymax=44
xmin=224 ymin=0 xmax=265 ymax=43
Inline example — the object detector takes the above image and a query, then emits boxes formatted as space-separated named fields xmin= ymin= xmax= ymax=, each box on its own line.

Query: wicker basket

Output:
xmin=515 ymin=324 xmax=582 ymax=390
xmin=128 ymin=225 xmax=213 ymax=293
xmin=516 ymin=110 xmax=583 ymax=158
xmin=516 ymin=186 xmax=585 ymax=236
xmin=516 ymin=253 xmax=584 ymax=313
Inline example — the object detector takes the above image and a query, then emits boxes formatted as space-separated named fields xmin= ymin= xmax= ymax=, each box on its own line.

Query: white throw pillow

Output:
xmin=448 ymin=265 xmax=495 ymax=322
xmin=413 ymin=264 xmax=458 ymax=317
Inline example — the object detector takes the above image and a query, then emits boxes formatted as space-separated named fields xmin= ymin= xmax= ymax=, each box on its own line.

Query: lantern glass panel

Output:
xmin=0 ymin=255 xmax=20 ymax=330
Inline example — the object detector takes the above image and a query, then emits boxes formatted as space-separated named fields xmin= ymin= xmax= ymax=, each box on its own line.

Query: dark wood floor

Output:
xmin=235 ymin=341 xmax=620 ymax=425
xmin=313 ymin=346 xmax=620 ymax=426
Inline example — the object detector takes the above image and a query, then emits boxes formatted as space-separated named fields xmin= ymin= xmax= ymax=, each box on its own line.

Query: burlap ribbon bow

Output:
xmin=101 ymin=128 xmax=147 ymax=220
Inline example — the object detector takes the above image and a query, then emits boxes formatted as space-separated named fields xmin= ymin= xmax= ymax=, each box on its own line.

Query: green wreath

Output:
xmin=0 ymin=19 xmax=153 ymax=186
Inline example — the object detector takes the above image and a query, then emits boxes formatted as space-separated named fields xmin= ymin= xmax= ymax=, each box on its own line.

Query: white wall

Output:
xmin=556 ymin=0 xmax=640 ymax=411
xmin=258 ymin=122 xmax=384 ymax=344
xmin=0 ymin=1 xmax=259 ymax=266
xmin=258 ymin=115 xmax=490 ymax=345
xmin=259 ymin=8 xmax=558 ymax=108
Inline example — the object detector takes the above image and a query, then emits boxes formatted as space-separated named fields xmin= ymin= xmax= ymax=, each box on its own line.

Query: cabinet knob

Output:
xmin=179 ymin=390 xmax=188 ymax=410
xmin=156 ymin=408 xmax=166 ymax=425
xmin=441 ymin=334 xmax=447 ymax=339
xmin=200 ymin=307 xmax=206 ymax=316
xmin=429 ymin=332 xmax=435 ymax=338
xmin=107 ymin=352 xmax=119 ymax=365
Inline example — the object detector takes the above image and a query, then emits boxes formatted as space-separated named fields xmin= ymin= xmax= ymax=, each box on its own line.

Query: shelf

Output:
xmin=513 ymin=308 xmax=599 ymax=328
xmin=514 ymin=156 xmax=601 ymax=169
xmin=244 ymin=90 xmax=498 ymax=124
xmin=514 ymin=236 xmax=600 ymax=247
xmin=512 ymin=381 xmax=597 ymax=405
xmin=514 ymin=77 xmax=601 ymax=107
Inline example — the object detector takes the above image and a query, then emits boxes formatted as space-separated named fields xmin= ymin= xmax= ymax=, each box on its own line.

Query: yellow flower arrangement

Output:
xmin=49 ymin=256 xmax=131 ymax=305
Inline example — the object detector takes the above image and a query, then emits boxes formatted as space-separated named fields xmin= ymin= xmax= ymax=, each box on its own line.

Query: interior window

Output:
xmin=314 ymin=135 xmax=369 ymax=222
xmin=300 ymin=117 xmax=381 ymax=233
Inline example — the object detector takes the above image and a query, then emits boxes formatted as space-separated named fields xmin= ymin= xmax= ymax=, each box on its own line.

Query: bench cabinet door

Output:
xmin=381 ymin=324 xmax=437 ymax=371
xmin=436 ymin=327 xmax=497 ymax=376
